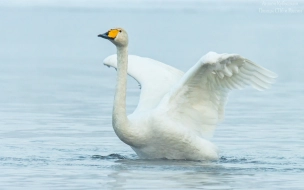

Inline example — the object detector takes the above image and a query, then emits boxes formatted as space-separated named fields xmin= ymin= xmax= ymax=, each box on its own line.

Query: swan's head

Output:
xmin=98 ymin=28 xmax=128 ymax=47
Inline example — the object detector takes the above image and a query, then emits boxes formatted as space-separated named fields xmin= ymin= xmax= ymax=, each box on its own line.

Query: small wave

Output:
xmin=91 ymin=153 xmax=126 ymax=160
xmin=220 ymin=156 xmax=248 ymax=163
xmin=220 ymin=156 xmax=276 ymax=165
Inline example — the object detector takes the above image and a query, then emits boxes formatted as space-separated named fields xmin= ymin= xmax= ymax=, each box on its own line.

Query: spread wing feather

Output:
xmin=103 ymin=54 xmax=184 ymax=113
xmin=162 ymin=52 xmax=277 ymax=137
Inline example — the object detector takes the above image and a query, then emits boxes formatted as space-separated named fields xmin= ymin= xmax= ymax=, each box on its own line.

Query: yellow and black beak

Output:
xmin=98 ymin=32 xmax=112 ymax=39
xmin=98 ymin=29 xmax=120 ymax=40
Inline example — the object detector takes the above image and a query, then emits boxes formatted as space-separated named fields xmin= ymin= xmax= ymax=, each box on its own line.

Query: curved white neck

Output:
xmin=112 ymin=46 xmax=131 ymax=142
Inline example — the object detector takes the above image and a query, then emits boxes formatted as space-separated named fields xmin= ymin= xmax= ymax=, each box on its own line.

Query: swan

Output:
xmin=97 ymin=28 xmax=277 ymax=161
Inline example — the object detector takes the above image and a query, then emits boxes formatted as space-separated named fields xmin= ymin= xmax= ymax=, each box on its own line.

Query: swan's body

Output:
xmin=98 ymin=28 xmax=277 ymax=160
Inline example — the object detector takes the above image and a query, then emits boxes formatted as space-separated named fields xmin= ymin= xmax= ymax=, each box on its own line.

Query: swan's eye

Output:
xmin=119 ymin=30 xmax=122 ymax=33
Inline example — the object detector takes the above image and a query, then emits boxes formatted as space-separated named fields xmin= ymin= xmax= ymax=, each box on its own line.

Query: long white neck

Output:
xmin=112 ymin=46 xmax=131 ymax=143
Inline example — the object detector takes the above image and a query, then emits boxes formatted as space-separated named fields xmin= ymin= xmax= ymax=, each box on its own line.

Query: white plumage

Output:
xmin=99 ymin=28 xmax=277 ymax=160
xmin=104 ymin=55 xmax=184 ymax=112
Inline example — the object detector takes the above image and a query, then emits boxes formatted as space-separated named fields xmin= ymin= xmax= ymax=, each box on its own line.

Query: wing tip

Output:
xmin=103 ymin=54 xmax=117 ymax=67
xmin=244 ymin=59 xmax=278 ymax=79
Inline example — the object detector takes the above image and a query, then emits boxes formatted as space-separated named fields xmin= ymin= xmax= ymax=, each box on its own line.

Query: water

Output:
xmin=1 ymin=1 xmax=304 ymax=189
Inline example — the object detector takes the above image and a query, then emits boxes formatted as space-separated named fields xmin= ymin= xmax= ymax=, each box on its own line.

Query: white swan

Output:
xmin=98 ymin=28 xmax=277 ymax=161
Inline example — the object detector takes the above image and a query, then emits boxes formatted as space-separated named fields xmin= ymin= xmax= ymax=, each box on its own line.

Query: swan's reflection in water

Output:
xmin=104 ymin=157 xmax=240 ymax=189
xmin=92 ymin=152 xmax=303 ymax=189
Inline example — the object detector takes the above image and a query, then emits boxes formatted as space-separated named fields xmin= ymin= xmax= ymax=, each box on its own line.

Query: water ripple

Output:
xmin=91 ymin=153 xmax=127 ymax=160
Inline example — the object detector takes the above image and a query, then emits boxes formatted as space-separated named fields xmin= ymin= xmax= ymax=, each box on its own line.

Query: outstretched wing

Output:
xmin=161 ymin=52 xmax=277 ymax=138
xmin=103 ymin=54 xmax=184 ymax=113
